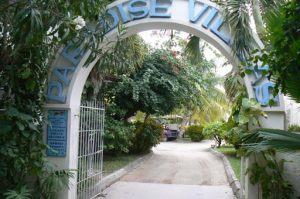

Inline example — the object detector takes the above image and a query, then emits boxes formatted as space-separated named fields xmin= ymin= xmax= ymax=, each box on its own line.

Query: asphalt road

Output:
xmin=102 ymin=140 xmax=235 ymax=199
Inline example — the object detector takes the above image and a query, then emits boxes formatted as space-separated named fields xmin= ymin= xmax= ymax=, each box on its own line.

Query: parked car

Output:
xmin=164 ymin=124 xmax=180 ymax=141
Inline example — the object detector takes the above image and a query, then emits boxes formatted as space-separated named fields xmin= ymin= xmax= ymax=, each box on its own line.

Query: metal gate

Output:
xmin=77 ymin=101 xmax=105 ymax=199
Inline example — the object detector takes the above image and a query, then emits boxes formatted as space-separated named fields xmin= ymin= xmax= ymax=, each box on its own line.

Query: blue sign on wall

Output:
xmin=47 ymin=110 xmax=68 ymax=157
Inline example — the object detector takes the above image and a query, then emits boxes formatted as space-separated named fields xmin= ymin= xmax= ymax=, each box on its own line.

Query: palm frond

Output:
xmin=217 ymin=0 xmax=256 ymax=60
xmin=184 ymin=35 xmax=204 ymax=64
xmin=260 ymin=0 xmax=286 ymax=17
xmin=98 ymin=34 xmax=146 ymax=73
xmin=241 ymin=128 xmax=300 ymax=154
xmin=251 ymin=0 xmax=265 ymax=36
xmin=285 ymin=74 xmax=300 ymax=104
xmin=224 ymin=70 xmax=245 ymax=101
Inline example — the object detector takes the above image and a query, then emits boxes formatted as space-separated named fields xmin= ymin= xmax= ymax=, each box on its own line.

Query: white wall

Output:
xmin=285 ymin=97 xmax=300 ymax=128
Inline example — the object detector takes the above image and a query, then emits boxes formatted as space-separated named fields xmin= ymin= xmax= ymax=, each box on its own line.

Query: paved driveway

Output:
xmin=101 ymin=140 xmax=235 ymax=199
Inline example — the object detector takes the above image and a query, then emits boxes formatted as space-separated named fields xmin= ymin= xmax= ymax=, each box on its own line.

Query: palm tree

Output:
xmin=184 ymin=35 xmax=204 ymax=64
xmin=173 ymin=62 xmax=231 ymax=125
xmin=214 ymin=0 xmax=286 ymax=60
xmin=182 ymin=35 xmax=232 ymax=124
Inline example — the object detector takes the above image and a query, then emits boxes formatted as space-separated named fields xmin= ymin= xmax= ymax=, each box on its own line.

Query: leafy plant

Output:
xmin=241 ymin=129 xmax=300 ymax=198
xmin=247 ymin=0 xmax=300 ymax=104
xmin=226 ymin=125 xmax=248 ymax=149
xmin=234 ymin=98 xmax=267 ymax=127
xmin=105 ymin=49 xmax=191 ymax=120
xmin=186 ymin=125 xmax=204 ymax=142
xmin=104 ymin=116 xmax=135 ymax=155
xmin=130 ymin=118 xmax=163 ymax=154
xmin=4 ymin=186 xmax=31 ymax=199
xmin=247 ymin=151 xmax=293 ymax=199
xmin=0 ymin=0 xmax=116 ymax=197
xmin=35 ymin=168 xmax=74 ymax=199
xmin=224 ymin=97 xmax=267 ymax=149
xmin=288 ymin=124 xmax=300 ymax=133
xmin=203 ymin=122 xmax=226 ymax=148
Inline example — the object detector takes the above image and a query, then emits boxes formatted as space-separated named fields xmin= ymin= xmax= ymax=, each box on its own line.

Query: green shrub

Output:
xmin=288 ymin=124 xmax=300 ymax=132
xmin=186 ymin=125 xmax=204 ymax=142
xmin=203 ymin=122 xmax=225 ymax=147
xmin=226 ymin=125 xmax=247 ymax=149
xmin=130 ymin=118 xmax=163 ymax=154
xmin=104 ymin=116 xmax=135 ymax=155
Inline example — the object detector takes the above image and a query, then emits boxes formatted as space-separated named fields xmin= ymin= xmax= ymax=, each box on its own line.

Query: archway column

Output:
xmin=242 ymin=111 xmax=285 ymax=199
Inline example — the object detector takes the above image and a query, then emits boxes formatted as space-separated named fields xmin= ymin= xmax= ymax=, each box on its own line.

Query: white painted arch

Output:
xmin=45 ymin=0 xmax=285 ymax=198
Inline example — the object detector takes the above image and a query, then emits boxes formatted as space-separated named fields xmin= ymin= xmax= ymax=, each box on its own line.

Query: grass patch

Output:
xmin=103 ymin=154 xmax=143 ymax=176
xmin=216 ymin=146 xmax=241 ymax=180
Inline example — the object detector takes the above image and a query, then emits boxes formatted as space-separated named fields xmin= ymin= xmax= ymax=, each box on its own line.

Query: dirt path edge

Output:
xmin=209 ymin=148 xmax=244 ymax=199
xmin=99 ymin=152 xmax=154 ymax=192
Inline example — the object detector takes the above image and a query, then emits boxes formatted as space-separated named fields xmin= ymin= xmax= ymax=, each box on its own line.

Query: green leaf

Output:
xmin=238 ymin=113 xmax=250 ymax=124
xmin=4 ymin=186 xmax=32 ymax=199
xmin=0 ymin=119 xmax=13 ymax=134
xmin=21 ymin=131 xmax=30 ymax=138
xmin=245 ymin=69 xmax=253 ymax=74
xmin=16 ymin=121 xmax=25 ymax=131
xmin=251 ymin=49 xmax=259 ymax=54
xmin=18 ymin=68 xmax=31 ymax=79
xmin=262 ymin=70 xmax=269 ymax=76
xmin=269 ymin=99 xmax=275 ymax=106
xmin=240 ymin=72 xmax=246 ymax=78
xmin=7 ymin=107 xmax=20 ymax=117
xmin=241 ymin=98 xmax=252 ymax=109
xmin=25 ymin=80 xmax=36 ymax=90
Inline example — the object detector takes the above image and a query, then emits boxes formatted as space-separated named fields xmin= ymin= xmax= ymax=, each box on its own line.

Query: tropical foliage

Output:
xmin=203 ymin=122 xmax=226 ymax=148
xmin=93 ymin=30 xmax=231 ymax=156
xmin=241 ymin=128 xmax=300 ymax=155
xmin=106 ymin=49 xmax=189 ymax=120
xmin=130 ymin=118 xmax=163 ymax=154
xmin=240 ymin=129 xmax=297 ymax=199
xmin=83 ymin=35 xmax=148 ymax=100
xmin=224 ymin=70 xmax=245 ymax=103
xmin=247 ymin=0 xmax=300 ymax=103
xmin=237 ymin=0 xmax=300 ymax=155
xmin=103 ymin=105 xmax=164 ymax=156
xmin=224 ymin=96 xmax=267 ymax=149
xmin=104 ymin=115 xmax=135 ymax=155
xmin=215 ymin=0 xmax=256 ymax=60
xmin=186 ymin=125 xmax=204 ymax=142
xmin=288 ymin=124 xmax=300 ymax=133
xmin=0 ymin=0 xmax=118 ymax=197
xmin=215 ymin=2 xmax=300 ymax=196
xmin=215 ymin=0 xmax=286 ymax=60
xmin=247 ymin=151 xmax=293 ymax=199
xmin=171 ymin=35 xmax=231 ymax=125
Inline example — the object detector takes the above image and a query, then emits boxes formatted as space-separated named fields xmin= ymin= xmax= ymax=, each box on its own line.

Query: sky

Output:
xmin=138 ymin=30 xmax=232 ymax=78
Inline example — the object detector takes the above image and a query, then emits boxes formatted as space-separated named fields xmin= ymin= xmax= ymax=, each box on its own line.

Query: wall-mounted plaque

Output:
xmin=47 ymin=110 xmax=68 ymax=157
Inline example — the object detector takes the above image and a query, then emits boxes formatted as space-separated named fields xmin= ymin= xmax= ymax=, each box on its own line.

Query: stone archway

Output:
xmin=45 ymin=0 xmax=285 ymax=198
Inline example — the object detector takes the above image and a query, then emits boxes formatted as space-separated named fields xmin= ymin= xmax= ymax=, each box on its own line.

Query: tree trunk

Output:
xmin=214 ymin=135 xmax=222 ymax=148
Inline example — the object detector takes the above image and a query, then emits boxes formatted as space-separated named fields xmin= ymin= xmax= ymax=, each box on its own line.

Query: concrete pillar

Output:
xmin=243 ymin=111 xmax=285 ymax=199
